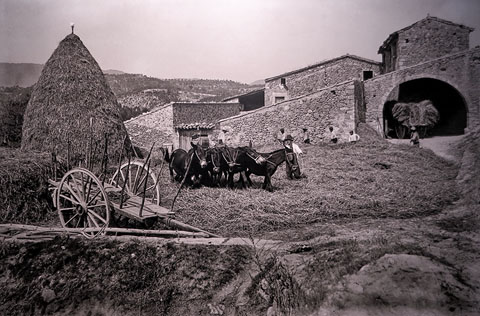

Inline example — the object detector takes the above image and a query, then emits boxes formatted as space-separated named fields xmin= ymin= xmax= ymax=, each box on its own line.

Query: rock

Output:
xmin=324 ymin=254 xmax=476 ymax=315
xmin=41 ymin=287 xmax=56 ymax=303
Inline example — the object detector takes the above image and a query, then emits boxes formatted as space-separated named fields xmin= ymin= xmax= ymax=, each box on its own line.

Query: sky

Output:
xmin=1 ymin=0 xmax=480 ymax=83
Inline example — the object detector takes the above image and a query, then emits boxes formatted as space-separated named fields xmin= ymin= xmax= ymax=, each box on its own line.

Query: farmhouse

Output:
xmin=125 ymin=101 xmax=241 ymax=151
xmin=216 ymin=16 xmax=479 ymax=145
xmin=126 ymin=15 xmax=480 ymax=149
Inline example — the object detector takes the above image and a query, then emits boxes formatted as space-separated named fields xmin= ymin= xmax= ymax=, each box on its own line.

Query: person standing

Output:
xmin=410 ymin=126 xmax=420 ymax=147
xmin=218 ymin=127 xmax=229 ymax=145
xmin=283 ymin=135 xmax=305 ymax=179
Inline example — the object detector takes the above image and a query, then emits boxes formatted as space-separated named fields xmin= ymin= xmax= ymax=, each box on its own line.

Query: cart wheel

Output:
xmin=395 ymin=124 xmax=408 ymax=139
xmin=110 ymin=161 xmax=161 ymax=205
xmin=418 ymin=126 xmax=427 ymax=138
xmin=56 ymin=168 xmax=110 ymax=239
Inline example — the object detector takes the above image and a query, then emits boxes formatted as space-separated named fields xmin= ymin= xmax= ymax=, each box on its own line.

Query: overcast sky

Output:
xmin=1 ymin=0 xmax=479 ymax=83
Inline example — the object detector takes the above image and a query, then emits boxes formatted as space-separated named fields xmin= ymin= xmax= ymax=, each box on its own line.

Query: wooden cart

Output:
xmin=48 ymin=161 xmax=217 ymax=239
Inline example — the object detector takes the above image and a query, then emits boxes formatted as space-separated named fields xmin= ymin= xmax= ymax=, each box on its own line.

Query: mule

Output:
xmin=244 ymin=146 xmax=298 ymax=192
xmin=204 ymin=147 xmax=223 ymax=186
xmin=164 ymin=143 xmax=208 ymax=186
xmin=219 ymin=146 xmax=266 ymax=189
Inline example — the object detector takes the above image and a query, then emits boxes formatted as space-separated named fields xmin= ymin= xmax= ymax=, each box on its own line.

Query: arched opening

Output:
xmin=383 ymin=78 xmax=467 ymax=138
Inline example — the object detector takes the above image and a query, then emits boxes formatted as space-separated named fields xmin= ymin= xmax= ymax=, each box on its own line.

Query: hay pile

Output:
xmin=392 ymin=100 xmax=439 ymax=127
xmin=0 ymin=148 xmax=56 ymax=224
xmin=21 ymin=34 xmax=130 ymax=164
xmin=158 ymin=136 xmax=458 ymax=238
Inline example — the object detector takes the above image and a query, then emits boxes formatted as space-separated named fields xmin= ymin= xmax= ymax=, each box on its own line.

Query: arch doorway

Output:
xmin=383 ymin=78 xmax=467 ymax=138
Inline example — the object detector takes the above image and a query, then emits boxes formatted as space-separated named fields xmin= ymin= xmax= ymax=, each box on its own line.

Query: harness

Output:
xmin=262 ymin=149 xmax=297 ymax=169
xmin=208 ymin=150 xmax=220 ymax=171
xmin=222 ymin=148 xmax=240 ymax=167
xmin=245 ymin=151 xmax=266 ymax=165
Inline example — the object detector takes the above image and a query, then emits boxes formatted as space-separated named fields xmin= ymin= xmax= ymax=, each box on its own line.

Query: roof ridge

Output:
xmin=265 ymin=54 xmax=381 ymax=82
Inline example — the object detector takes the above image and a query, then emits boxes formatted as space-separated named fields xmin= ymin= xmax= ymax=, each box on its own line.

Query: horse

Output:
xmin=219 ymin=146 xmax=266 ymax=189
xmin=244 ymin=146 xmax=298 ymax=192
xmin=164 ymin=143 xmax=208 ymax=186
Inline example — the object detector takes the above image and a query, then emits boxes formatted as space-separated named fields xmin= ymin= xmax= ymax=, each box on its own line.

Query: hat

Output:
xmin=302 ymin=127 xmax=308 ymax=131
xmin=284 ymin=134 xmax=294 ymax=141
xmin=191 ymin=134 xmax=201 ymax=139
xmin=410 ymin=126 xmax=416 ymax=131
xmin=221 ymin=126 xmax=231 ymax=132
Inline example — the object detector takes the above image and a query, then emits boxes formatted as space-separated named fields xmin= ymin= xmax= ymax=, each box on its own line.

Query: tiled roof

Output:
xmin=265 ymin=54 xmax=381 ymax=82
xmin=175 ymin=122 xmax=216 ymax=130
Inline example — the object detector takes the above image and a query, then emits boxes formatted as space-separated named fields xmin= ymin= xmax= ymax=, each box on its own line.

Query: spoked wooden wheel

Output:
xmin=56 ymin=168 xmax=110 ymax=239
xmin=110 ymin=161 xmax=160 ymax=205
xmin=395 ymin=124 xmax=408 ymax=139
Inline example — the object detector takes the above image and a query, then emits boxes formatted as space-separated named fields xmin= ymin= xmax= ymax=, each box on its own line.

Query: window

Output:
xmin=363 ymin=70 xmax=373 ymax=81
xmin=275 ymin=96 xmax=285 ymax=104
xmin=280 ymin=78 xmax=286 ymax=85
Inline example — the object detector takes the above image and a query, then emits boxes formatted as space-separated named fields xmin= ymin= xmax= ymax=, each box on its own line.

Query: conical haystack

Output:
xmin=21 ymin=33 xmax=131 ymax=165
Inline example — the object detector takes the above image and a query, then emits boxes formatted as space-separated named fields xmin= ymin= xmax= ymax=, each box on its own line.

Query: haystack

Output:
xmin=21 ymin=33 xmax=130 ymax=164
xmin=392 ymin=100 xmax=439 ymax=128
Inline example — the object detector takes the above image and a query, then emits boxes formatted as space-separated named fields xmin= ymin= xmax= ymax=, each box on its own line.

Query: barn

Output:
xmin=125 ymin=102 xmax=241 ymax=151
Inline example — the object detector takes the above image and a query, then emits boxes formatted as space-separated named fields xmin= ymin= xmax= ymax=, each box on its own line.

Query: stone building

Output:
xmin=218 ymin=16 xmax=479 ymax=144
xmin=264 ymin=54 xmax=381 ymax=107
xmin=126 ymin=16 xmax=479 ymax=148
xmin=125 ymin=102 xmax=240 ymax=151
xmin=379 ymin=16 xmax=473 ymax=72
xmin=367 ymin=16 xmax=479 ymax=138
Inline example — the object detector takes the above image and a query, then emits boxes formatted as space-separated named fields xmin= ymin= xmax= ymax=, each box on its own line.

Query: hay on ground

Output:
xmin=0 ymin=148 xmax=56 ymax=224
xmin=21 ymin=34 xmax=131 ymax=165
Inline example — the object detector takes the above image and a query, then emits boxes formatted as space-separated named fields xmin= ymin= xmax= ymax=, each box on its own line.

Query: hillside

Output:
xmin=0 ymin=63 xmax=263 ymax=121
xmin=105 ymin=74 xmax=262 ymax=120
xmin=0 ymin=86 xmax=32 ymax=147
xmin=0 ymin=63 xmax=43 ymax=87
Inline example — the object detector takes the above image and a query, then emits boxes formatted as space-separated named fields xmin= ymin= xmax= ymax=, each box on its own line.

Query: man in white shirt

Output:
xmin=283 ymin=134 xmax=306 ymax=179
xmin=348 ymin=130 xmax=360 ymax=143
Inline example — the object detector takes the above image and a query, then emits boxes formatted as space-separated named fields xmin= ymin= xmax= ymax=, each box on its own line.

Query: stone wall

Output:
xmin=364 ymin=48 xmax=480 ymax=135
xmin=124 ymin=103 xmax=175 ymax=149
xmin=173 ymin=102 xmax=241 ymax=125
xmin=396 ymin=18 xmax=471 ymax=69
xmin=218 ymin=80 xmax=357 ymax=146
xmin=265 ymin=56 xmax=381 ymax=106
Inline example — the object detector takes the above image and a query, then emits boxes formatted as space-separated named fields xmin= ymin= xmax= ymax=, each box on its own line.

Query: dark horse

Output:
xmin=219 ymin=146 xmax=266 ymax=189
xmin=203 ymin=147 xmax=223 ymax=186
xmin=164 ymin=143 xmax=208 ymax=186
xmin=244 ymin=146 xmax=298 ymax=191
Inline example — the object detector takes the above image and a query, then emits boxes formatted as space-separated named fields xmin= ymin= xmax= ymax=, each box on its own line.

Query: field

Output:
xmin=1 ymin=126 xmax=479 ymax=315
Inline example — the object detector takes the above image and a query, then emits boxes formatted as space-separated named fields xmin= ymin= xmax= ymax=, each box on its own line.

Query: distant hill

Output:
xmin=103 ymin=69 xmax=125 ymax=75
xmin=0 ymin=63 xmax=43 ymax=87
xmin=106 ymin=75 xmax=259 ymax=120
xmin=250 ymin=79 xmax=265 ymax=86
xmin=0 ymin=63 xmax=262 ymax=121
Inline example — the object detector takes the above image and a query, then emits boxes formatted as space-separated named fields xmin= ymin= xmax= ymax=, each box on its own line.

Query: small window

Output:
xmin=363 ymin=71 xmax=373 ymax=81
xmin=405 ymin=39 xmax=409 ymax=43
xmin=280 ymin=78 xmax=286 ymax=85
xmin=275 ymin=96 xmax=285 ymax=104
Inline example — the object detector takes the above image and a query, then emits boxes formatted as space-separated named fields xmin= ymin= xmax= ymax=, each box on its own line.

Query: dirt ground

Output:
xmin=1 ymin=133 xmax=479 ymax=315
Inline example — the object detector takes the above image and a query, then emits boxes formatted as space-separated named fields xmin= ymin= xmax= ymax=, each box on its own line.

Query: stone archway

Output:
xmin=382 ymin=78 xmax=468 ymax=138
